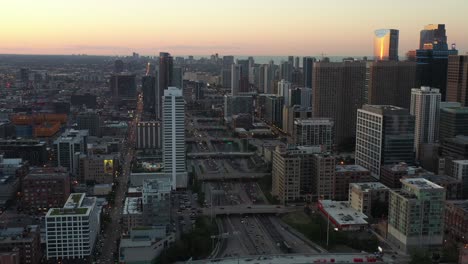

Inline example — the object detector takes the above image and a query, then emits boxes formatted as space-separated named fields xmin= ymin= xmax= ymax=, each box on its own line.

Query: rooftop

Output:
xmin=294 ymin=118 xmax=334 ymax=125
xmin=446 ymin=200 xmax=468 ymax=212
xmin=319 ymin=200 xmax=368 ymax=226
xmin=402 ymin=178 xmax=444 ymax=190
xmin=336 ymin=165 xmax=369 ymax=173
xmin=453 ymin=160 xmax=468 ymax=165
xmin=350 ymin=182 xmax=389 ymax=192
xmin=46 ymin=193 xmax=96 ymax=216
xmin=123 ymin=197 xmax=142 ymax=215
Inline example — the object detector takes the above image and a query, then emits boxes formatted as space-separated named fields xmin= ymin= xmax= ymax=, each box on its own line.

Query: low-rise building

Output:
xmin=21 ymin=167 xmax=70 ymax=212
xmin=349 ymin=182 xmax=390 ymax=218
xmin=0 ymin=225 xmax=41 ymax=264
xmin=119 ymin=228 xmax=175 ymax=264
xmin=123 ymin=197 xmax=143 ymax=231
xmin=317 ymin=200 xmax=369 ymax=231
xmin=444 ymin=200 xmax=468 ymax=244
xmin=79 ymin=154 xmax=118 ymax=184
xmin=45 ymin=193 xmax=100 ymax=261
xmin=333 ymin=165 xmax=374 ymax=201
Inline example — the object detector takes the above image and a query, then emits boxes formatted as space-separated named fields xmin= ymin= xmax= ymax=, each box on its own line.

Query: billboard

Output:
xmin=104 ymin=159 xmax=114 ymax=174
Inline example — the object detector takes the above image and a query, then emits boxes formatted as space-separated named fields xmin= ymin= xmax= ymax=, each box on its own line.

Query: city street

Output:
xmin=95 ymin=93 xmax=143 ymax=263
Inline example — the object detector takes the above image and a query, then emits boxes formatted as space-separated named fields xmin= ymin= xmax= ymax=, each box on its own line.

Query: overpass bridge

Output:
xmin=181 ymin=253 xmax=383 ymax=263
xmin=198 ymin=172 xmax=269 ymax=181
xmin=201 ymin=205 xmax=295 ymax=216
xmin=187 ymin=152 xmax=255 ymax=159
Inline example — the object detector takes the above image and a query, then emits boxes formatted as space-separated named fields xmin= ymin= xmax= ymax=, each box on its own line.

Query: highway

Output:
xmin=95 ymin=93 xmax=142 ymax=263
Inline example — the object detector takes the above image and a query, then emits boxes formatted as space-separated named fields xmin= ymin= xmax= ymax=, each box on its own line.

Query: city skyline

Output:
xmin=1 ymin=0 xmax=467 ymax=56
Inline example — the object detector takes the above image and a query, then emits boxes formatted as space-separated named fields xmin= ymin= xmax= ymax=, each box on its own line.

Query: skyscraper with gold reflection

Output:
xmin=374 ymin=29 xmax=399 ymax=61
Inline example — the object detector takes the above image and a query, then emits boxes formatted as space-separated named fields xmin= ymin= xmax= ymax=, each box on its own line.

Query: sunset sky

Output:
xmin=1 ymin=0 xmax=466 ymax=56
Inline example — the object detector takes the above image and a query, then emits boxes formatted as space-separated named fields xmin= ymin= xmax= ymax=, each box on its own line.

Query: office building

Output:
xmin=221 ymin=68 xmax=232 ymax=88
xmin=380 ymin=163 xmax=409 ymax=188
xmin=317 ymin=200 xmax=369 ymax=231
xmin=262 ymin=61 xmax=276 ymax=94
xmin=446 ymin=55 xmax=468 ymax=105
xmin=53 ymin=129 xmax=88 ymax=174
xmin=0 ymin=139 xmax=47 ymax=166
xmin=224 ymin=95 xmax=254 ymax=122
xmin=439 ymin=106 xmax=468 ymax=142
xmin=231 ymin=64 xmax=241 ymax=95
xmin=79 ymin=154 xmax=118 ymax=184
xmin=271 ymin=145 xmax=323 ymax=203
xmin=303 ymin=57 xmax=315 ymax=88
xmin=452 ymin=160 xmax=468 ymax=198
xmin=156 ymin=52 xmax=174 ymax=119
xmin=387 ymin=178 xmax=445 ymax=252
xmin=410 ymin=87 xmax=441 ymax=159
xmin=22 ymin=167 xmax=70 ymax=211
xmin=312 ymin=154 xmax=336 ymax=200
xmin=110 ymin=74 xmax=137 ymax=100
xmin=374 ymin=29 xmax=399 ymax=61
xmin=333 ymin=165 xmax=374 ymax=201
xmin=272 ymin=145 xmax=302 ymax=204
xmin=0 ymin=225 xmax=41 ymax=264
xmin=142 ymin=178 xmax=171 ymax=227
xmin=278 ymin=79 xmax=292 ymax=106
xmin=46 ymin=193 xmax=100 ymax=260
xmin=355 ymin=105 xmax=415 ymax=179
xmin=136 ymin=121 xmax=162 ymax=150
xmin=313 ymin=61 xmax=366 ymax=146
xmin=76 ymin=110 xmax=101 ymax=137
xmin=367 ymin=61 xmax=417 ymax=109
xmin=349 ymin=182 xmax=389 ymax=218
xmin=419 ymin=24 xmax=448 ymax=50
xmin=444 ymin=200 xmax=468 ymax=244
xmin=172 ymin=67 xmax=183 ymax=90
xmin=162 ymin=87 xmax=187 ymax=189
xmin=263 ymin=95 xmax=284 ymax=128
xmin=292 ymin=118 xmax=334 ymax=151
xmin=410 ymin=174 xmax=463 ymax=200
xmin=280 ymin=61 xmax=293 ymax=82
xmin=416 ymin=24 xmax=458 ymax=101
xmin=142 ymin=75 xmax=157 ymax=114
xmin=282 ymin=106 xmax=312 ymax=136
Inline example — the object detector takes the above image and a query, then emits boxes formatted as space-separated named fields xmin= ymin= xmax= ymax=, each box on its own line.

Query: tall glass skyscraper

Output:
xmin=374 ymin=29 xmax=399 ymax=61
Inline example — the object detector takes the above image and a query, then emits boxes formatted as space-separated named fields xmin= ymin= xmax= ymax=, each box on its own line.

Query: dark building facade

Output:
xmin=446 ymin=55 xmax=468 ymax=105
xmin=0 ymin=139 xmax=47 ymax=166
xmin=439 ymin=107 xmax=468 ymax=142
xmin=142 ymin=75 xmax=157 ymax=114
xmin=367 ymin=61 xmax=417 ymax=109
xmin=313 ymin=61 xmax=366 ymax=147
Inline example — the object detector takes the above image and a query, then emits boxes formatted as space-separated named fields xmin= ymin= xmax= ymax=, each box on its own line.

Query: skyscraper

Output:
xmin=446 ymin=55 xmax=468 ymax=105
xmin=303 ymin=57 xmax=315 ymax=89
xmin=387 ymin=178 xmax=445 ymax=252
xmin=410 ymin=87 xmax=441 ymax=159
xmin=172 ymin=66 xmax=183 ymax=90
xmin=110 ymin=74 xmax=137 ymax=101
xmin=231 ymin=64 xmax=241 ymax=95
xmin=366 ymin=61 xmax=417 ymax=109
xmin=277 ymin=79 xmax=292 ymax=106
xmin=416 ymin=24 xmax=458 ymax=100
xmin=355 ymin=105 xmax=415 ymax=179
xmin=280 ymin=61 xmax=293 ymax=82
xmin=293 ymin=118 xmax=334 ymax=151
xmin=313 ymin=61 xmax=366 ymax=147
xmin=142 ymin=75 xmax=157 ymax=114
xmin=439 ymin=106 xmax=468 ymax=142
xmin=157 ymin=52 xmax=174 ymax=119
xmin=419 ymin=24 xmax=448 ymax=50
xmin=374 ymin=29 xmax=399 ymax=61
xmin=162 ymin=87 xmax=186 ymax=189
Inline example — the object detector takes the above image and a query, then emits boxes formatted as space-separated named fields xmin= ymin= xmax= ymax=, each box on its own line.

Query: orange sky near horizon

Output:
xmin=1 ymin=0 xmax=466 ymax=56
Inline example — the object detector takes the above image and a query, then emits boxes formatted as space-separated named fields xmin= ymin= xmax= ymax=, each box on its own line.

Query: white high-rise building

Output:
xmin=278 ymin=79 xmax=292 ymax=106
xmin=410 ymin=86 xmax=441 ymax=159
xmin=45 ymin=193 xmax=100 ymax=260
xmin=355 ymin=105 xmax=415 ymax=179
xmin=163 ymin=87 xmax=187 ymax=189
xmin=231 ymin=64 xmax=241 ymax=95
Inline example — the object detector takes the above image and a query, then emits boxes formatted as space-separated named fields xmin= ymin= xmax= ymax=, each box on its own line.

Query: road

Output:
xmin=95 ymin=93 xmax=142 ymax=263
